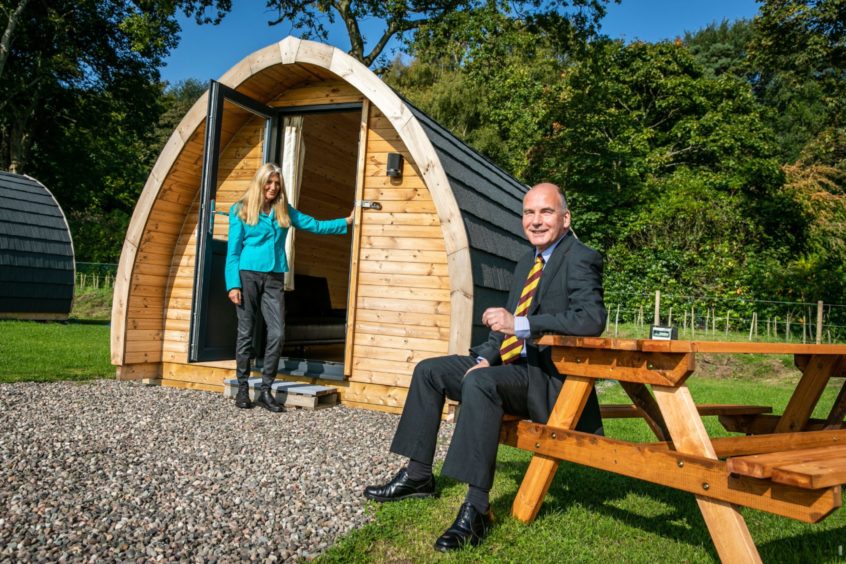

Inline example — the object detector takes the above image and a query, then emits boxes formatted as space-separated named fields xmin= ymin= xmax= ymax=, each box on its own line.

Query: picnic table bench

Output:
xmin=498 ymin=336 xmax=846 ymax=563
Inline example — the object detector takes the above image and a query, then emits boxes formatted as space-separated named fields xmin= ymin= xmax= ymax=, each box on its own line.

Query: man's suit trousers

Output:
xmin=389 ymin=354 xmax=601 ymax=490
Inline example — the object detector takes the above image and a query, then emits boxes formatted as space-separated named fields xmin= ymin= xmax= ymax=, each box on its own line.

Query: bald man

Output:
xmin=364 ymin=183 xmax=607 ymax=551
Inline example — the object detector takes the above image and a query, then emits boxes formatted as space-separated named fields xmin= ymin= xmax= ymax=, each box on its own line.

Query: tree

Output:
xmin=747 ymin=0 xmax=846 ymax=164
xmin=385 ymin=5 xmax=601 ymax=177
xmin=529 ymin=40 xmax=809 ymax=306
xmin=684 ymin=18 xmax=753 ymax=79
xmin=0 ymin=0 xmax=230 ymax=172
xmin=0 ymin=0 xmax=30 ymax=79
xmin=0 ymin=0 xmax=231 ymax=260
xmin=265 ymin=0 xmax=612 ymax=67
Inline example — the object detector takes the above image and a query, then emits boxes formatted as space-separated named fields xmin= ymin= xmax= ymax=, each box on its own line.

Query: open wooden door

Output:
xmin=189 ymin=81 xmax=278 ymax=362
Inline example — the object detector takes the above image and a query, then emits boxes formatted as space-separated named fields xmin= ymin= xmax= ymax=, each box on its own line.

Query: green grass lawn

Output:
xmin=0 ymin=286 xmax=114 ymax=383
xmin=3 ymin=299 xmax=845 ymax=561
xmin=319 ymin=377 xmax=846 ymax=563
xmin=0 ymin=319 xmax=113 ymax=383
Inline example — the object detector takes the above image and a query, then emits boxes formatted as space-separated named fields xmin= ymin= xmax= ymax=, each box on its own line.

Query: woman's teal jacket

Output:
xmin=225 ymin=203 xmax=347 ymax=291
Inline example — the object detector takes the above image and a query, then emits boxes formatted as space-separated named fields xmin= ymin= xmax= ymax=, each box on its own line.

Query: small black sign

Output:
xmin=650 ymin=325 xmax=678 ymax=340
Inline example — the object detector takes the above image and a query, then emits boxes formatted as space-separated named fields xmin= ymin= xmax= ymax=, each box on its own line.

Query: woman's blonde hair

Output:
xmin=234 ymin=162 xmax=291 ymax=227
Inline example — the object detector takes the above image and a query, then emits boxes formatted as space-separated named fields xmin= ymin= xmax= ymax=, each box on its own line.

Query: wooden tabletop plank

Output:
xmin=538 ymin=335 xmax=846 ymax=355
xmin=772 ymin=458 xmax=846 ymax=489
xmin=727 ymin=445 xmax=846 ymax=479
xmin=711 ymin=429 xmax=846 ymax=458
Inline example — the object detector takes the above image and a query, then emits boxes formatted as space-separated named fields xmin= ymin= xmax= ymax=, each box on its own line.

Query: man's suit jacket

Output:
xmin=469 ymin=230 xmax=606 ymax=429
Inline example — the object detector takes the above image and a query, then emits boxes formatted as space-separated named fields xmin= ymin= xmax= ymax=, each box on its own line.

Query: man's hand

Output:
xmin=228 ymin=288 xmax=242 ymax=305
xmin=464 ymin=357 xmax=490 ymax=378
xmin=482 ymin=307 xmax=515 ymax=336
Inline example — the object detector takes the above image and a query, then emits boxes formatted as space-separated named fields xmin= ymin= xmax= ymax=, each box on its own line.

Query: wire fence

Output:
xmin=605 ymin=290 xmax=846 ymax=344
xmin=75 ymin=262 xmax=118 ymax=290
xmin=71 ymin=263 xmax=846 ymax=343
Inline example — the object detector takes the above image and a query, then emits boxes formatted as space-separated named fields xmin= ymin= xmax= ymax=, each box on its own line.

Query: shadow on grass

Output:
xmin=66 ymin=318 xmax=110 ymax=326
xmin=494 ymin=453 xmax=846 ymax=562
xmin=494 ymin=457 xmax=714 ymax=551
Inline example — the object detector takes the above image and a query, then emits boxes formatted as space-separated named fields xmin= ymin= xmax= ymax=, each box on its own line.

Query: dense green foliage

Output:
xmin=2 ymin=0 xmax=844 ymax=314
xmin=263 ymin=0 xmax=611 ymax=67
xmin=386 ymin=0 xmax=846 ymax=320
xmin=0 ymin=0 xmax=227 ymax=261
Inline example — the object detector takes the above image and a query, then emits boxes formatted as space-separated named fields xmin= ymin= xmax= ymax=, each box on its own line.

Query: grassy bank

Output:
xmin=0 ymin=320 xmax=112 ymax=383
xmin=319 ymin=379 xmax=846 ymax=563
xmin=2 ymin=289 xmax=845 ymax=560
xmin=0 ymin=286 xmax=113 ymax=384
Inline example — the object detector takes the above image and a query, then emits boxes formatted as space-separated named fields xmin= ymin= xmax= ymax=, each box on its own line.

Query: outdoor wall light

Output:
xmin=386 ymin=152 xmax=404 ymax=178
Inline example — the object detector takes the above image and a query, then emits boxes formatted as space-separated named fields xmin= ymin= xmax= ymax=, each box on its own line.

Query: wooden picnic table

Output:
xmin=499 ymin=336 xmax=846 ymax=563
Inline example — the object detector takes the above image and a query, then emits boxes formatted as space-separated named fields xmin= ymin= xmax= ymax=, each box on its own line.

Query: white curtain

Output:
xmin=282 ymin=116 xmax=305 ymax=291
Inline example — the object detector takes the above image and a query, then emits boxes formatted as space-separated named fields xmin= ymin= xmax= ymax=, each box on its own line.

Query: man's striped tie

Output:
xmin=499 ymin=255 xmax=544 ymax=364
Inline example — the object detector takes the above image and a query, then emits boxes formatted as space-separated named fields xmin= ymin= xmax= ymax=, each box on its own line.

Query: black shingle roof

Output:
xmin=405 ymin=101 xmax=530 ymax=345
xmin=0 ymin=171 xmax=74 ymax=317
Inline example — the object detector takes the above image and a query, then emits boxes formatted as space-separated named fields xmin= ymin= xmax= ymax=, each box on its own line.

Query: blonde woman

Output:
xmin=225 ymin=162 xmax=353 ymax=411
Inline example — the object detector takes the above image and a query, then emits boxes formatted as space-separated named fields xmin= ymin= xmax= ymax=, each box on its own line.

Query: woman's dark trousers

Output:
xmin=235 ymin=270 xmax=285 ymax=392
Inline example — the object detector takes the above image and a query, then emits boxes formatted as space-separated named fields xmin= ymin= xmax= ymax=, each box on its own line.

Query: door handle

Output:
xmin=358 ymin=200 xmax=382 ymax=210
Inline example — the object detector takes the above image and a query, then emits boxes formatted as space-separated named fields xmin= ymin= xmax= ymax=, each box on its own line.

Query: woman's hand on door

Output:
xmin=228 ymin=288 xmax=242 ymax=305
xmin=346 ymin=209 xmax=354 ymax=225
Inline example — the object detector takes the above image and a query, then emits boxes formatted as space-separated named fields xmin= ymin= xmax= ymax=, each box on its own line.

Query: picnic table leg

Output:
xmin=776 ymin=355 xmax=841 ymax=433
xmin=824 ymin=376 xmax=846 ymax=429
xmin=619 ymin=381 xmax=670 ymax=441
xmin=512 ymin=375 xmax=593 ymax=523
xmin=652 ymin=384 xmax=761 ymax=564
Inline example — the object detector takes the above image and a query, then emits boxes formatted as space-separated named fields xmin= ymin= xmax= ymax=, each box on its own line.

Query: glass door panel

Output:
xmin=189 ymin=81 xmax=277 ymax=362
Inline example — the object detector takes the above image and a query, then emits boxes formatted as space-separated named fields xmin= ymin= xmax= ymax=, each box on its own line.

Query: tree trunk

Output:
xmin=0 ymin=0 xmax=31 ymax=81
xmin=8 ymin=120 xmax=29 ymax=173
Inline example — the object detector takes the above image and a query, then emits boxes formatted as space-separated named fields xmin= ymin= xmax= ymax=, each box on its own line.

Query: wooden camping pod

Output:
xmin=0 ymin=171 xmax=75 ymax=320
xmin=111 ymin=37 xmax=529 ymax=413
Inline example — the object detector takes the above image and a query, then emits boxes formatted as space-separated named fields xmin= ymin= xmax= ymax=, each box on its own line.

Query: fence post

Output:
xmin=668 ymin=307 xmax=673 ymax=327
xmin=786 ymin=315 xmax=791 ymax=342
xmin=802 ymin=316 xmax=807 ymax=344
xmin=725 ymin=311 xmax=730 ymax=336
xmin=817 ymin=301 xmax=824 ymax=345
xmin=705 ymin=309 xmax=710 ymax=336
xmin=615 ymin=304 xmax=620 ymax=337
xmin=748 ymin=312 xmax=758 ymax=341
xmin=654 ymin=290 xmax=661 ymax=326
xmin=683 ymin=310 xmax=688 ymax=333
xmin=691 ymin=306 xmax=695 ymax=338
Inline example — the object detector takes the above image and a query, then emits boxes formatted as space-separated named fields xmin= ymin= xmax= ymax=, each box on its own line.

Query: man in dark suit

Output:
xmin=363 ymin=182 xmax=606 ymax=551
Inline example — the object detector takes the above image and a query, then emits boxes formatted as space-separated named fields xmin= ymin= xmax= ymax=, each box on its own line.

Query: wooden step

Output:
xmin=223 ymin=378 xmax=338 ymax=410
xmin=727 ymin=445 xmax=846 ymax=489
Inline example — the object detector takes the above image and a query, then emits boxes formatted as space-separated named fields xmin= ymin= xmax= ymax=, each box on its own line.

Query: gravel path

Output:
xmin=0 ymin=380 xmax=454 ymax=562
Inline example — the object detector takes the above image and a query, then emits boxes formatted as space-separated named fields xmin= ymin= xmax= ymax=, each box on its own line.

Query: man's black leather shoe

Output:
xmin=434 ymin=502 xmax=492 ymax=552
xmin=255 ymin=389 xmax=284 ymax=413
xmin=363 ymin=468 xmax=436 ymax=502
xmin=234 ymin=385 xmax=253 ymax=409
